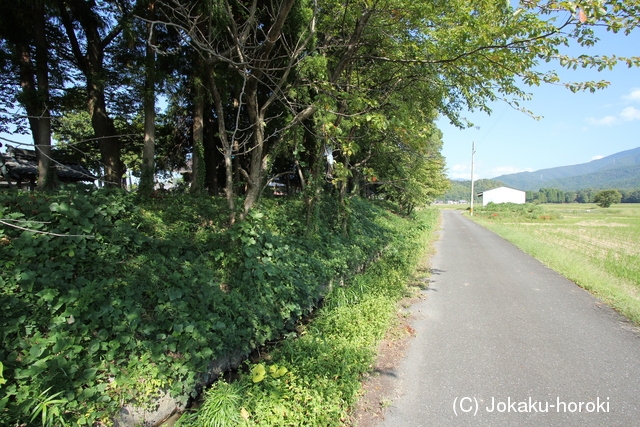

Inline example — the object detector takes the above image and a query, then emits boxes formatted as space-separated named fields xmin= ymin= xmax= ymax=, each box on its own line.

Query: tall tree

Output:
xmin=157 ymin=0 xmax=317 ymax=221
xmin=0 ymin=0 xmax=58 ymax=190
xmin=57 ymin=0 xmax=143 ymax=187
xmin=139 ymin=0 xmax=158 ymax=195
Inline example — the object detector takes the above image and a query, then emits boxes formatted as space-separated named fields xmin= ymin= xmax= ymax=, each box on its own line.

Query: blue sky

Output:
xmin=439 ymin=24 xmax=640 ymax=181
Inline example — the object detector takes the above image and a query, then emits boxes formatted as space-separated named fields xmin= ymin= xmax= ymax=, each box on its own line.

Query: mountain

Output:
xmin=492 ymin=146 xmax=640 ymax=191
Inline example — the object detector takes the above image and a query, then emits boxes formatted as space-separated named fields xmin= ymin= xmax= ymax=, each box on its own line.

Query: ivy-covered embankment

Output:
xmin=0 ymin=186 xmax=436 ymax=425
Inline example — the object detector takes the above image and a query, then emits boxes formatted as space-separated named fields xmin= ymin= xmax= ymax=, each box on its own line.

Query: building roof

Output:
xmin=477 ymin=186 xmax=525 ymax=196
xmin=1 ymin=146 xmax=96 ymax=182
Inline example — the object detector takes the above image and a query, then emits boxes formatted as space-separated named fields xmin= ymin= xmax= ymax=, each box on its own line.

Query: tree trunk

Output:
xmin=301 ymin=119 xmax=323 ymax=231
xmin=204 ymin=113 xmax=220 ymax=196
xmin=87 ymin=72 xmax=124 ymax=187
xmin=241 ymin=89 xmax=266 ymax=219
xmin=59 ymin=2 xmax=125 ymax=187
xmin=139 ymin=9 xmax=156 ymax=196
xmin=207 ymin=72 xmax=236 ymax=223
xmin=33 ymin=0 xmax=54 ymax=191
xmin=14 ymin=1 xmax=55 ymax=191
xmin=190 ymin=76 xmax=205 ymax=194
xmin=339 ymin=174 xmax=348 ymax=237
xmin=16 ymin=42 xmax=53 ymax=191
xmin=88 ymin=83 xmax=124 ymax=186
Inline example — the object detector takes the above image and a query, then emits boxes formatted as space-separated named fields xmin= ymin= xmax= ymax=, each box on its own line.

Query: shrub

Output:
xmin=175 ymin=209 xmax=438 ymax=426
xmin=0 ymin=186 xmax=425 ymax=425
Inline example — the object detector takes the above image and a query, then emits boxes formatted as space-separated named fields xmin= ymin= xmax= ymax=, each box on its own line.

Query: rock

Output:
xmin=112 ymin=350 xmax=247 ymax=427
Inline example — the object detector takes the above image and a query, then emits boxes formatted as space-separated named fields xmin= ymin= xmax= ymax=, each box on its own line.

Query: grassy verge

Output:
xmin=469 ymin=203 xmax=640 ymax=325
xmin=175 ymin=208 xmax=440 ymax=427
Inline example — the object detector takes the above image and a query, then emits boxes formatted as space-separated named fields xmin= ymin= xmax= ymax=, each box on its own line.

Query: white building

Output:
xmin=479 ymin=186 xmax=526 ymax=206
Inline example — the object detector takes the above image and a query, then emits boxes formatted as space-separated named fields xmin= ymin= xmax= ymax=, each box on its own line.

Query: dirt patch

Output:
xmin=347 ymin=291 xmax=426 ymax=427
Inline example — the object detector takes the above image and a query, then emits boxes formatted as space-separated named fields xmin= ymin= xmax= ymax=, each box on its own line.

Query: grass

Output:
xmin=469 ymin=203 xmax=640 ymax=325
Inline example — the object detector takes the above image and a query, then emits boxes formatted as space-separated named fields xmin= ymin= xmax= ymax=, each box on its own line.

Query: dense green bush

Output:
xmin=0 ymin=186 xmax=423 ymax=425
xmin=176 ymin=208 xmax=438 ymax=426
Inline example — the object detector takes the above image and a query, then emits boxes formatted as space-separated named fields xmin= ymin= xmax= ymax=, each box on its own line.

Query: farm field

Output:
xmin=469 ymin=203 xmax=640 ymax=325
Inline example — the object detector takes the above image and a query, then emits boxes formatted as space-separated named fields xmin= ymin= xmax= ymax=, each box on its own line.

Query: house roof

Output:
xmin=1 ymin=146 xmax=96 ymax=182
xmin=477 ymin=186 xmax=525 ymax=196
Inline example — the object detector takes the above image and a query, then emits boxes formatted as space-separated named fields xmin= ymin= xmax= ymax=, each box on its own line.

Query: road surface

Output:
xmin=377 ymin=209 xmax=640 ymax=426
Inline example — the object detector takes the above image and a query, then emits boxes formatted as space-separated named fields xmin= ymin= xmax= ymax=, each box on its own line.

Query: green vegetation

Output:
xmin=3 ymin=0 xmax=640 ymax=424
xmin=3 ymin=0 xmax=640 ymax=211
xmin=470 ymin=203 xmax=640 ymax=325
xmin=177 ymin=209 xmax=437 ymax=426
xmin=525 ymin=187 xmax=640 ymax=204
xmin=443 ymin=183 xmax=640 ymax=206
xmin=0 ymin=185 xmax=438 ymax=425
xmin=472 ymin=202 xmax=561 ymax=220
xmin=594 ymin=189 xmax=622 ymax=208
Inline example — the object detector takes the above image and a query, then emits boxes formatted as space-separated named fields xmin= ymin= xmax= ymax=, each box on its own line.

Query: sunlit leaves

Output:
xmin=251 ymin=364 xmax=266 ymax=383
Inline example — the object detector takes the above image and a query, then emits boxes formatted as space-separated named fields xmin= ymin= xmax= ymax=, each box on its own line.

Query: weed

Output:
xmin=380 ymin=398 xmax=393 ymax=409
xmin=176 ymin=381 xmax=244 ymax=427
xmin=26 ymin=387 xmax=68 ymax=427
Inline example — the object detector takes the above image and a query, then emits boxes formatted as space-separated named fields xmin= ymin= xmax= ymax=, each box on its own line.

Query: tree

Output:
xmin=139 ymin=0 xmax=158 ymax=195
xmin=0 ymin=0 xmax=62 ymax=190
xmin=3 ymin=0 xmax=640 ymax=219
xmin=621 ymin=189 xmax=640 ymax=203
xmin=564 ymin=191 xmax=577 ymax=203
xmin=154 ymin=0 xmax=317 ymax=222
xmin=594 ymin=189 xmax=622 ymax=208
xmin=535 ymin=191 xmax=547 ymax=204
xmin=57 ymin=0 xmax=145 ymax=187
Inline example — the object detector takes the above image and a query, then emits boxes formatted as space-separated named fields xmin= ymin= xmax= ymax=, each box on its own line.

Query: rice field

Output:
xmin=469 ymin=203 xmax=640 ymax=325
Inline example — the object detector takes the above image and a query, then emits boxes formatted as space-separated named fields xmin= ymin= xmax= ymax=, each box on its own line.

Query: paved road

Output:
xmin=378 ymin=210 xmax=640 ymax=426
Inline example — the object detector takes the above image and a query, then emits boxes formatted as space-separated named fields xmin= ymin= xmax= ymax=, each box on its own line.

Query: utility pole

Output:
xmin=470 ymin=141 xmax=476 ymax=216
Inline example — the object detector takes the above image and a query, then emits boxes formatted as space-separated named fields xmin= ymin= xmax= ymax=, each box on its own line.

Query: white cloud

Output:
xmin=620 ymin=106 xmax=640 ymax=121
xmin=447 ymin=164 xmax=471 ymax=180
xmin=586 ymin=115 xmax=619 ymax=126
xmin=586 ymin=90 xmax=640 ymax=126
xmin=591 ymin=155 xmax=604 ymax=161
xmin=622 ymin=88 xmax=640 ymax=103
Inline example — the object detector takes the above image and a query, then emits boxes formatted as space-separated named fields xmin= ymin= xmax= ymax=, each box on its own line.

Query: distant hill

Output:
xmin=493 ymin=146 xmax=640 ymax=191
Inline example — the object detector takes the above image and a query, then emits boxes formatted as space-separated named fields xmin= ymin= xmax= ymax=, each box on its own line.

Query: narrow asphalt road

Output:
xmin=377 ymin=209 xmax=640 ymax=426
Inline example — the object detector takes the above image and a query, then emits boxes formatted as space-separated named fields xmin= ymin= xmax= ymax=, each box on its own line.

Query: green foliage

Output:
xmin=177 ymin=381 xmax=245 ymax=427
xmin=0 ymin=186 xmax=434 ymax=425
xmin=26 ymin=387 xmax=68 ymax=427
xmin=175 ymin=208 xmax=438 ymax=426
xmin=594 ymin=189 xmax=622 ymax=208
